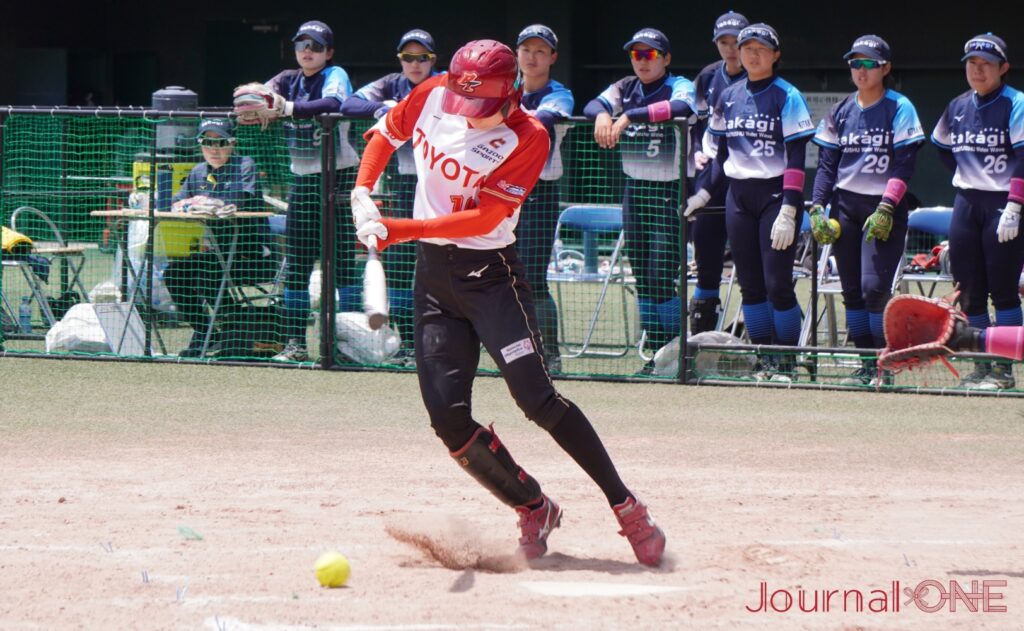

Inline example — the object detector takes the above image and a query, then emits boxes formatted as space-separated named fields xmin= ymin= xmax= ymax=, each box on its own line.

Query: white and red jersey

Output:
xmin=371 ymin=74 xmax=550 ymax=250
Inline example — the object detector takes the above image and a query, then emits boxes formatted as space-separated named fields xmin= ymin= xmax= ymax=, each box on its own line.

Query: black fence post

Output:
xmin=809 ymin=236 xmax=819 ymax=381
xmin=676 ymin=117 xmax=691 ymax=385
xmin=144 ymin=120 xmax=157 ymax=357
xmin=319 ymin=115 xmax=338 ymax=368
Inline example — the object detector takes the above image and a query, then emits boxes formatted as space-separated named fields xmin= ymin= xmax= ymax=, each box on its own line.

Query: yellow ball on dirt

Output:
xmin=828 ymin=218 xmax=841 ymax=238
xmin=314 ymin=551 xmax=350 ymax=588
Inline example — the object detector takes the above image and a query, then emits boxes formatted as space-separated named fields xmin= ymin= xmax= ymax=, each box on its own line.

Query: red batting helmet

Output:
xmin=442 ymin=40 xmax=520 ymax=118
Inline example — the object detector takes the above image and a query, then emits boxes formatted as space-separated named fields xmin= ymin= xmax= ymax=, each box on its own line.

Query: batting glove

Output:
xmin=997 ymin=202 xmax=1021 ymax=243
xmin=770 ymin=204 xmax=798 ymax=250
xmin=808 ymin=204 xmax=838 ymax=245
xmin=356 ymin=219 xmax=389 ymax=250
xmin=863 ymin=201 xmax=895 ymax=242
xmin=681 ymin=189 xmax=711 ymax=221
xmin=351 ymin=186 xmax=381 ymax=229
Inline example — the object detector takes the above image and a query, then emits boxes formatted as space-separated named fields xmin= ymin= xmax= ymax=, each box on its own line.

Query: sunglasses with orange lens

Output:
xmin=629 ymin=48 xmax=662 ymax=62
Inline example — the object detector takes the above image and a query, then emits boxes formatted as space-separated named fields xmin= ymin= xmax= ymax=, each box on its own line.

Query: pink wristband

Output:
xmin=647 ymin=101 xmax=672 ymax=123
xmin=986 ymin=326 xmax=1024 ymax=360
xmin=782 ymin=168 xmax=805 ymax=192
xmin=883 ymin=178 xmax=907 ymax=204
xmin=1009 ymin=178 xmax=1024 ymax=204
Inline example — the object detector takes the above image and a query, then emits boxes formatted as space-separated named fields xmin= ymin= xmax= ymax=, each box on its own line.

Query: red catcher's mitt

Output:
xmin=879 ymin=293 xmax=967 ymax=376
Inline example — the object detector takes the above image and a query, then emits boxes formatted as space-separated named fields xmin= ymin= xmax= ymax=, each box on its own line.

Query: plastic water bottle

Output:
xmin=18 ymin=296 xmax=32 ymax=332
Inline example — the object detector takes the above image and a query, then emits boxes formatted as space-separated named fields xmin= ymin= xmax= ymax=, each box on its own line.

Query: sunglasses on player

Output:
xmin=629 ymin=48 xmax=663 ymax=62
xmin=294 ymin=39 xmax=327 ymax=53
xmin=847 ymin=58 xmax=888 ymax=70
xmin=198 ymin=137 xmax=235 ymax=148
xmin=397 ymin=52 xmax=436 ymax=63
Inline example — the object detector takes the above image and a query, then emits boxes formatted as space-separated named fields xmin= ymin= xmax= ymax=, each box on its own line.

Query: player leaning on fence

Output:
xmin=685 ymin=23 xmax=816 ymax=382
xmin=583 ymin=28 xmax=697 ymax=369
xmin=244 ymin=20 xmax=361 ymax=363
xmin=931 ymin=33 xmax=1024 ymax=390
xmin=809 ymin=35 xmax=926 ymax=387
xmin=350 ymin=40 xmax=666 ymax=566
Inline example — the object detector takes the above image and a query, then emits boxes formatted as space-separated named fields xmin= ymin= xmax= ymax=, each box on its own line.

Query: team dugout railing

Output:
xmin=0 ymin=108 xmax=1018 ymax=396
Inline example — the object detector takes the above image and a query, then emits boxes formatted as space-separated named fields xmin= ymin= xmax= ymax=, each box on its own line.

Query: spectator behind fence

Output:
xmin=688 ymin=11 xmax=749 ymax=335
xmin=164 ymin=118 xmax=276 ymax=358
xmin=342 ymin=29 xmax=440 ymax=362
xmin=931 ymin=33 xmax=1024 ymax=390
xmin=809 ymin=35 xmax=926 ymax=386
xmin=260 ymin=20 xmax=361 ymax=363
xmin=514 ymin=24 xmax=574 ymax=372
xmin=583 ymin=28 xmax=697 ymax=372
xmin=686 ymin=23 xmax=816 ymax=382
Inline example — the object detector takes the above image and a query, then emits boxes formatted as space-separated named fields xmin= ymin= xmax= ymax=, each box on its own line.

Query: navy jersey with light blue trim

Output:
xmin=173 ymin=155 xmax=270 ymax=256
xmin=931 ymin=84 xmax=1024 ymax=191
xmin=693 ymin=61 xmax=747 ymax=157
xmin=597 ymin=74 xmax=698 ymax=180
xmin=267 ymin=66 xmax=359 ymax=174
xmin=708 ymin=76 xmax=815 ymax=180
xmin=813 ymin=89 xmax=925 ymax=195
xmin=345 ymin=71 xmax=439 ymax=175
xmin=521 ymin=79 xmax=574 ymax=180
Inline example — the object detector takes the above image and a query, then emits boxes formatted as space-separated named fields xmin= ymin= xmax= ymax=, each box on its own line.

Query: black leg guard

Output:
xmin=450 ymin=426 xmax=542 ymax=508
xmin=688 ymin=297 xmax=721 ymax=334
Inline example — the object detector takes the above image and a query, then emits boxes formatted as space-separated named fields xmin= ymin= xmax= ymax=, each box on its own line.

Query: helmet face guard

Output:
xmin=442 ymin=40 xmax=519 ymax=118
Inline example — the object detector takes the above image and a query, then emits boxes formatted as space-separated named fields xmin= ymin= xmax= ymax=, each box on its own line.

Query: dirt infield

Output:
xmin=1 ymin=358 xmax=1022 ymax=629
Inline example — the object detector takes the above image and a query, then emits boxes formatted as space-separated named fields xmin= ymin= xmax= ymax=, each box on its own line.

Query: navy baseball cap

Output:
xmin=713 ymin=11 xmax=749 ymax=42
xmin=738 ymin=23 xmax=780 ymax=51
xmin=517 ymin=24 xmax=558 ymax=51
xmin=397 ymin=29 xmax=435 ymax=53
xmin=961 ymin=33 xmax=1008 ymax=63
xmin=844 ymin=35 xmax=892 ymax=62
xmin=292 ymin=21 xmax=333 ymax=48
xmin=197 ymin=118 xmax=234 ymax=140
xmin=623 ymin=28 xmax=671 ymax=54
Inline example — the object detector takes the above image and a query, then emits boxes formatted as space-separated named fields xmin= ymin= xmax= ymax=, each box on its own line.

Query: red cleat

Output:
xmin=613 ymin=496 xmax=666 ymax=566
xmin=515 ymin=495 xmax=562 ymax=560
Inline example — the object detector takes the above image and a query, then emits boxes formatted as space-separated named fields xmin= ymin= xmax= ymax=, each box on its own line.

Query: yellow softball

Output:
xmin=828 ymin=218 xmax=841 ymax=238
xmin=314 ymin=551 xmax=350 ymax=588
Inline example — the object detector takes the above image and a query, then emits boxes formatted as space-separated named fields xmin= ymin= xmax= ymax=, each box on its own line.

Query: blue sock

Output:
xmin=693 ymin=286 xmax=719 ymax=300
xmin=742 ymin=302 xmax=773 ymax=344
xmin=337 ymin=285 xmax=361 ymax=312
xmin=773 ymin=305 xmax=802 ymax=345
xmin=968 ymin=313 xmax=991 ymax=329
xmin=657 ymin=297 xmax=681 ymax=334
xmin=284 ymin=288 xmax=310 ymax=316
xmin=995 ymin=307 xmax=1023 ymax=327
xmin=868 ymin=311 xmax=885 ymax=347
xmin=847 ymin=309 xmax=870 ymax=340
xmin=638 ymin=299 xmax=658 ymax=333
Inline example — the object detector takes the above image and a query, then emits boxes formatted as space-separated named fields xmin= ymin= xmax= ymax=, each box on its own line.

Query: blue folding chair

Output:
xmin=898 ymin=206 xmax=954 ymax=297
xmin=547 ymin=205 xmax=639 ymax=359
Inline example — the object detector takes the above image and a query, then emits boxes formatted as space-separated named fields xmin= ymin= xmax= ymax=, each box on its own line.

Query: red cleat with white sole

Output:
xmin=515 ymin=495 xmax=562 ymax=560
xmin=613 ymin=496 xmax=666 ymax=566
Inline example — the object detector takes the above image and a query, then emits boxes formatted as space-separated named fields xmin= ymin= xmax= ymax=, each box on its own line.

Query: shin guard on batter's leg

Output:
xmin=450 ymin=426 xmax=561 ymax=559
xmin=449 ymin=426 xmax=543 ymax=508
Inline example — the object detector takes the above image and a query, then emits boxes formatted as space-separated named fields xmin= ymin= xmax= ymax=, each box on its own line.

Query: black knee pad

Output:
xmin=450 ymin=427 xmax=542 ymax=508
xmin=688 ymin=297 xmax=721 ymax=334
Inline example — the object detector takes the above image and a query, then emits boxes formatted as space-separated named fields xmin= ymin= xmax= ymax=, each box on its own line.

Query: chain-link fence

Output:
xmin=1 ymin=109 xmax=1019 ymax=395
